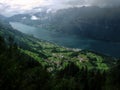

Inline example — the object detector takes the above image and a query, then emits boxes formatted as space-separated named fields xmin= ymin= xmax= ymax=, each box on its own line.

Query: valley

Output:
xmin=10 ymin=22 xmax=120 ymax=57
xmin=0 ymin=2 xmax=120 ymax=89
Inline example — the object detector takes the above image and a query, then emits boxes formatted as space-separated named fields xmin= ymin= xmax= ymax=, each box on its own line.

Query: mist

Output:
xmin=0 ymin=0 xmax=120 ymax=16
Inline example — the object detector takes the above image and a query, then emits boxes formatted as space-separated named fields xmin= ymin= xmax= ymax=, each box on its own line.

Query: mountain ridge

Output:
xmin=0 ymin=11 xmax=120 ymax=90
xmin=0 ymin=15 xmax=116 ymax=71
xmin=7 ymin=6 xmax=120 ymax=42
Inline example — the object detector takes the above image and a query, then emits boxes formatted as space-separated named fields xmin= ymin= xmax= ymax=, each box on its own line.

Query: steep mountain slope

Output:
xmin=0 ymin=36 xmax=50 ymax=90
xmin=0 ymin=15 xmax=120 ymax=90
xmin=1 ymin=35 xmax=119 ymax=90
xmin=0 ymin=15 xmax=116 ymax=72
xmin=8 ymin=6 xmax=120 ymax=42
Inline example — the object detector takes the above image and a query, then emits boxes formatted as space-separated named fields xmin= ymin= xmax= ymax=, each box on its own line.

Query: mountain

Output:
xmin=0 ymin=15 xmax=6 ymax=20
xmin=0 ymin=35 xmax=50 ymax=90
xmin=0 ymin=15 xmax=115 ymax=71
xmin=0 ymin=14 xmax=120 ymax=90
xmin=8 ymin=6 xmax=120 ymax=42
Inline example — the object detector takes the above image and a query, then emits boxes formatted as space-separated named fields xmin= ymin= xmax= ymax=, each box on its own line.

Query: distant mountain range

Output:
xmin=7 ymin=6 xmax=120 ymax=42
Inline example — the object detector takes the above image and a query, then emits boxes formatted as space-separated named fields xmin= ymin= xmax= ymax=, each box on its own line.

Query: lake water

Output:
xmin=10 ymin=22 xmax=120 ymax=57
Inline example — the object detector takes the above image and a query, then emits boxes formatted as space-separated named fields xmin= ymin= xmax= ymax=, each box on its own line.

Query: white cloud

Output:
xmin=0 ymin=0 xmax=53 ymax=16
xmin=46 ymin=8 xmax=53 ymax=13
xmin=0 ymin=0 xmax=120 ymax=16
xmin=31 ymin=15 xmax=39 ymax=20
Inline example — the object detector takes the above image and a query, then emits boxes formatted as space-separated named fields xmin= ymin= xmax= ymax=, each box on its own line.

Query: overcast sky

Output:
xmin=0 ymin=0 xmax=120 ymax=16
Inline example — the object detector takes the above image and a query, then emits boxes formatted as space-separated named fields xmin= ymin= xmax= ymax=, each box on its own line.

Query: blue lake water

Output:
xmin=10 ymin=22 xmax=120 ymax=57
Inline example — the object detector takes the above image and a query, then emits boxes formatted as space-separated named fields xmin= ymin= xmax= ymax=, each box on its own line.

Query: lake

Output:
xmin=10 ymin=22 xmax=120 ymax=57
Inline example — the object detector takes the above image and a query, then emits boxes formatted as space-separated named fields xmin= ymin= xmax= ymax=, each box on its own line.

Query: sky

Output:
xmin=0 ymin=0 xmax=120 ymax=16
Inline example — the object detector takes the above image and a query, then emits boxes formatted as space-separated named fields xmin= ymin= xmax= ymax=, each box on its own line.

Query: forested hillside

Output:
xmin=0 ymin=17 xmax=120 ymax=90
xmin=0 ymin=35 xmax=120 ymax=90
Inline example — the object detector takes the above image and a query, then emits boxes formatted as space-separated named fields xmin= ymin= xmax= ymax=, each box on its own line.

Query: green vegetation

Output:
xmin=0 ymin=19 xmax=120 ymax=90
xmin=0 ymin=20 xmax=114 ymax=72
xmin=0 ymin=36 xmax=50 ymax=90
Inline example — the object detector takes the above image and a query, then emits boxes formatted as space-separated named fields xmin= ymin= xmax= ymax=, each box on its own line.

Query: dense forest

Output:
xmin=0 ymin=18 xmax=120 ymax=90
xmin=0 ymin=36 xmax=120 ymax=90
